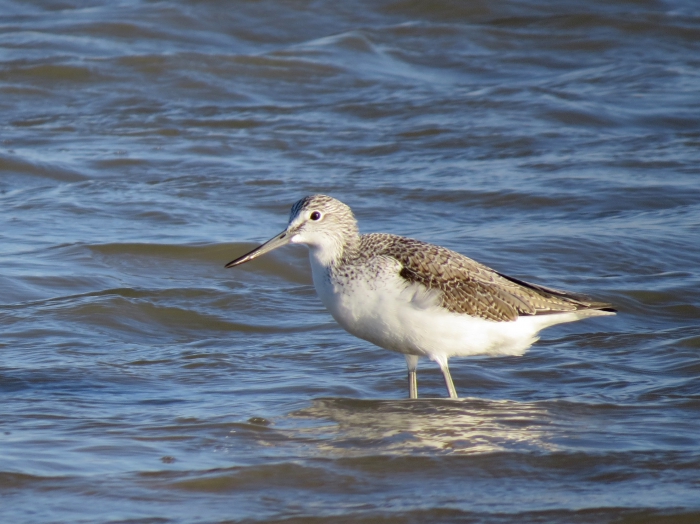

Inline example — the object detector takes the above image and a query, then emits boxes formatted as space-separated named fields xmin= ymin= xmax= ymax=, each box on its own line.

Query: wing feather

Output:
xmin=359 ymin=233 xmax=614 ymax=322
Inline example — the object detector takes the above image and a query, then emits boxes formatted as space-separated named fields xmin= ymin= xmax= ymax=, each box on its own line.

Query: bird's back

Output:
xmin=354 ymin=233 xmax=615 ymax=322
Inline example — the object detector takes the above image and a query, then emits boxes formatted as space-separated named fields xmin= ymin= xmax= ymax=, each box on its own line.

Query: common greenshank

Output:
xmin=226 ymin=195 xmax=616 ymax=399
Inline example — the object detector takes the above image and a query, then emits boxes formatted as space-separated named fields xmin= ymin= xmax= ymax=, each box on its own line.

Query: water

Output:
xmin=1 ymin=0 xmax=699 ymax=522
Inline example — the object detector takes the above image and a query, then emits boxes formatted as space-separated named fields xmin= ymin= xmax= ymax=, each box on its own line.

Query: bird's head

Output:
xmin=225 ymin=195 xmax=359 ymax=268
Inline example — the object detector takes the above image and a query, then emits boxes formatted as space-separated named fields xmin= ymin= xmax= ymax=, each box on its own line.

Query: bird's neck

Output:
xmin=308 ymin=232 xmax=361 ymax=269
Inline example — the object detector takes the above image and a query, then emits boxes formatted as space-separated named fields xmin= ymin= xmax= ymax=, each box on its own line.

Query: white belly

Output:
xmin=309 ymin=256 xmax=577 ymax=361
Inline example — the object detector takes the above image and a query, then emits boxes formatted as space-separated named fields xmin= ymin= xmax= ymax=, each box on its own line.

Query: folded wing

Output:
xmin=363 ymin=234 xmax=615 ymax=322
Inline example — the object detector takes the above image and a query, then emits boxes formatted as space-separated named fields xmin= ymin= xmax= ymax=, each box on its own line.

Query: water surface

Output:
xmin=1 ymin=0 xmax=700 ymax=522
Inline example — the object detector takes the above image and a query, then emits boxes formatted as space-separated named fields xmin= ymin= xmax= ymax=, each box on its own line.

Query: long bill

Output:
xmin=225 ymin=230 xmax=291 ymax=268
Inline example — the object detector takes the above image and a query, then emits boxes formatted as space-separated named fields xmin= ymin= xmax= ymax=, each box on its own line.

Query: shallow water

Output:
xmin=2 ymin=0 xmax=700 ymax=522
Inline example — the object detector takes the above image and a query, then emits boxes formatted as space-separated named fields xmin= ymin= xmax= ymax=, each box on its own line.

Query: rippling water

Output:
xmin=2 ymin=0 xmax=700 ymax=522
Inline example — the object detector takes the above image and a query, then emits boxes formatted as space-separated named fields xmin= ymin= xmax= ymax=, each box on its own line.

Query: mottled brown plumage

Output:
xmin=342 ymin=233 xmax=615 ymax=322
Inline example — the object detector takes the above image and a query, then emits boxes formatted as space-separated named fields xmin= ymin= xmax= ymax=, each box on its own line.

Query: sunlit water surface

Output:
xmin=1 ymin=1 xmax=700 ymax=522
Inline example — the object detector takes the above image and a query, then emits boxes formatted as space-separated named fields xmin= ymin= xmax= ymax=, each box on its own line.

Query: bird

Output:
xmin=225 ymin=195 xmax=616 ymax=399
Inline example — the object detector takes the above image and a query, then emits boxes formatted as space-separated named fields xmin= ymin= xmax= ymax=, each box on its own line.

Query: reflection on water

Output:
xmin=290 ymin=397 xmax=557 ymax=454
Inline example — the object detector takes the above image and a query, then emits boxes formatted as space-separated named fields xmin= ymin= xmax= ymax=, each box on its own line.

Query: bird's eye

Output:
xmin=310 ymin=211 xmax=322 ymax=221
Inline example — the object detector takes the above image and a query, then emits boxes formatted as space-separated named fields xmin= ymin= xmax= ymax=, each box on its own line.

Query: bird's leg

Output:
xmin=408 ymin=370 xmax=418 ymax=399
xmin=435 ymin=357 xmax=458 ymax=399
xmin=405 ymin=354 xmax=419 ymax=399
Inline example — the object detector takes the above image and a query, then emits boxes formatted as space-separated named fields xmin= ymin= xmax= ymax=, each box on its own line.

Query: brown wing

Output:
xmin=361 ymin=233 xmax=615 ymax=322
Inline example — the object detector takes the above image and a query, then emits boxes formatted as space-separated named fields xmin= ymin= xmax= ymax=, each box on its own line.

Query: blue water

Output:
xmin=1 ymin=1 xmax=699 ymax=522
